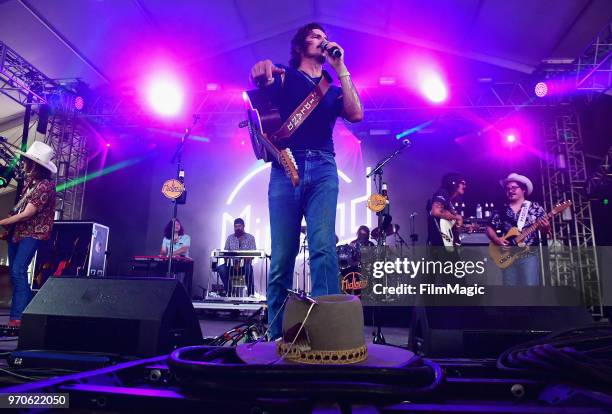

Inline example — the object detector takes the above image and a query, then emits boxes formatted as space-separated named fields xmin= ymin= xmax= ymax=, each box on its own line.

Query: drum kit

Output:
xmin=294 ymin=223 xmax=402 ymax=296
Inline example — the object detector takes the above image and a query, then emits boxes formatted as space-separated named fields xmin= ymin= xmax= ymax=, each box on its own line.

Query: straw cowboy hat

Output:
xmin=500 ymin=173 xmax=533 ymax=196
xmin=16 ymin=141 xmax=57 ymax=174
xmin=236 ymin=294 xmax=416 ymax=367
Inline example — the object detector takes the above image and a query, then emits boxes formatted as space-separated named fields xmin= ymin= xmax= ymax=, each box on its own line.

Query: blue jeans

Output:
xmin=502 ymin=253 xmax=541 ymax=286
xmin=267 ymin=150 xmax=340 ymax=339
xmin=8 ymin=237 xmax=40 ymax=320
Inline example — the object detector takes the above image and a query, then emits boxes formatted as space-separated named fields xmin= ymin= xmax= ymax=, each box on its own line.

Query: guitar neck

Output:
xmin=515 ymin=210 xmax=553 ymax=243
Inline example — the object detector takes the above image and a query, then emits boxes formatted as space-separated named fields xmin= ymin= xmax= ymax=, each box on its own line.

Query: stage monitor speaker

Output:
xmin=18 ymin=278 xmax=202 ymax=357
xmin=409 ymin=302 xmax=593 ymax=358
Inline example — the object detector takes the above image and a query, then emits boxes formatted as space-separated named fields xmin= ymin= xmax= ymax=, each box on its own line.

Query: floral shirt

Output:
xmin=488 ymin=201 xmax=546 ymax=246
xmin=224 ymin=233 xmax=256 ymax=250
xmin=13 ymin=178 xmax=56 ymax=242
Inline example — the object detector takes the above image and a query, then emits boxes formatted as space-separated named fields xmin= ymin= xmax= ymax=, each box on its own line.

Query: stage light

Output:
xmin=534 ymin=82 xmax=548 ymax=97
xmin=419 ymin=72 xmax=447 ymax=103
xmin=506 ymin=134 xmax=517 ymax=143
xmin=146 ymin=75 xmax=184 ymax=117
xmin=74 ymin=96 xmax=85 ymax=111
xmin=604 ymin=198 xmax=609 ymax=205
xmin=106 ymin=142 xmax=111 ymax=148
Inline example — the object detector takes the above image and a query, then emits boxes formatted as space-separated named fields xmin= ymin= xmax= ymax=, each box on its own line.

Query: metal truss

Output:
xmin=45 ymin=93 xmax=88 ymax=220
xmin=539 ymin=110 xmax=602 ymax=316
xmin=0 ymin=41 xmax=55 ymax=107
xmin=540 ymin=22 xmax=612 ymax=94
xmin=575 ymin=22 xmax=612 ymax=92
xmin=84 ymin=81 xmax=547 ymax=132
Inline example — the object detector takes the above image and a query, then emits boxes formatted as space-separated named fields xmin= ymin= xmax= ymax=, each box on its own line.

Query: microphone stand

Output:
xmin=167 ymin=115 xmax=199 ymax=277
xmin=366 ymin=140 xmax=411 ymax=246
xmin=366 ymin=140 xmax=411 ymax=342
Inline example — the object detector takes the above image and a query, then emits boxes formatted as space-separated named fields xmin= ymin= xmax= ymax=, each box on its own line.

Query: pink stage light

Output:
xmin=146 ymin=74 xmax=184 ymax=117
xmin=419 ymin=71 xmax=448 ymax=103
xmin=506 ymin=134 xmax=517 ymax=143
xmin=106 ymin=142 xmax=111 ymax=148
xmin=74 ymin=96 xmax=85 ymax=111
xmin=534 ymin=82 xmax=548 ymax=97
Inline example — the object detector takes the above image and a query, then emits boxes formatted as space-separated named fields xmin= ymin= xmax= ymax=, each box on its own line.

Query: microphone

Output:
xmin=320 ymin=41 xmax=342 ymax=58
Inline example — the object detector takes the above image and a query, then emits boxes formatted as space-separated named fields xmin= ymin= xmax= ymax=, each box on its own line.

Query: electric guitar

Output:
xmin=242 ymin=88 xmax=299 ymax=187
xmin=439 ymin=217 xmax=479 ymax=247
xmin=489 ymin=200 xmax=572 ymax=268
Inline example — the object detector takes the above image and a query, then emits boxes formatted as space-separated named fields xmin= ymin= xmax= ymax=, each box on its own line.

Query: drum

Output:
xmin=336 ymin=244 xmax=359 ymax=270
xmin=340 ymin=265 xmax=367 ymax=297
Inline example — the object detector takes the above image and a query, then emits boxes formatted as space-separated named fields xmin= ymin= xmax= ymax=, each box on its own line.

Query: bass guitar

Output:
xmin=489 ymin=200 xmax=572 ymax=268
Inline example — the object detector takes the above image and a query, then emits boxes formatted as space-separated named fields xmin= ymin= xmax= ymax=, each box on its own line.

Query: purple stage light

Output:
xmin=74 ymin=96 xmax=85 ymax=111
xmin=419 ymin=71 xmax=448 ymax=103
xmin=106 ymin=142 xmax=111 ymax=148
xmin=506 ymin=134 xmax=517 ymax=143
xmin=146 ymin=74 xmax=184 ymax=117
xmin=534 ymin=82 xmax=548 ymax=97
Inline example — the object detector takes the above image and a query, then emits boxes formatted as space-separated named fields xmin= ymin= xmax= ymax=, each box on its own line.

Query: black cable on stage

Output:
xmin=497 ymin=324 xmax=612 ymax=390
xmin=167 ymin=345 xmax=444 ymax=401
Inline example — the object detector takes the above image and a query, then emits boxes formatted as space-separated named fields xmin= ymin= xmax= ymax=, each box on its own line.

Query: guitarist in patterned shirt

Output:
xmin=486 ymin=173 xmax=550 ymax=286
xmin=0 ymin=142 xmax=56 ymax=328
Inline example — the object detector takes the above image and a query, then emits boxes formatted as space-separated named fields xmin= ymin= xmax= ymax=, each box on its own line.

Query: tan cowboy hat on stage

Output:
xmin=236 ymin=294 xmax=416 ymax=367
xmin=499 ymin=173 xmax=533 ymax=196
xmin=16 ymin=141 xmax=57 ymax=174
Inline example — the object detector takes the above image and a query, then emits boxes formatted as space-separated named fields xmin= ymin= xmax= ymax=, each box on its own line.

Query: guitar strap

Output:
xmin=516 ymin=201 xmax=531 ymax=231
xmin=270 ymin=71 xmax=332 ymax=143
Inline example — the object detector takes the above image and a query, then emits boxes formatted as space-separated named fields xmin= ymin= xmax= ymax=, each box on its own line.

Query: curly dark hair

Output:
xmin=164 ymin=219 xmax=184 ymax=239
xmin=289 ymin=22 xmax=326 ymax=69
xmin=441 ymin=172 xmax=465 ymax=194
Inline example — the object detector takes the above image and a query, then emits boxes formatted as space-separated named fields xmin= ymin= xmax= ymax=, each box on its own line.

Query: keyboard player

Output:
xmin=217 ymin=218 xmax=256 ymax=296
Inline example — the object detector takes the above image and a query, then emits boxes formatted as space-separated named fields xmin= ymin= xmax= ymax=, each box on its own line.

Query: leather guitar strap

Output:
xmin=270 ymin=71 xmax=332 ymax=142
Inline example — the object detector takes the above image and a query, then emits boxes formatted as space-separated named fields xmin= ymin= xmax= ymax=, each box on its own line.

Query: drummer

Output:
xmin=350 ymin=225 xmax=375 ymax=251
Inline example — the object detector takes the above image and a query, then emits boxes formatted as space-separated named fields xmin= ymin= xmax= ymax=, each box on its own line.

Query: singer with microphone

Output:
xmin=248 ymin=23 xmax=363 ymax=340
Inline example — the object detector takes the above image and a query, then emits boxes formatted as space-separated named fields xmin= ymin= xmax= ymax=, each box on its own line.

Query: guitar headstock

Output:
xmin=551 ymin=200 xmax=572 ymax=215
xmin=279 ymin=149 xmax=299 ymax=187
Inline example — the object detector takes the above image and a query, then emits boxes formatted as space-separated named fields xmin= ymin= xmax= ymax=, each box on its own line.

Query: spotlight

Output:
xmin=534 ymin=82 xmax=548 ymax=97
xmin=419 ymin=72 xmax=447 ymax=103
xmin=106 ymin=142 xmax=111 ymax=148
xmin=506 ymin=134 xmax=517 ymax=143
xmin=74 ymin=96 xmax=85 ymax=111
xmin=146 ymin=74 xmax=184 ymax=117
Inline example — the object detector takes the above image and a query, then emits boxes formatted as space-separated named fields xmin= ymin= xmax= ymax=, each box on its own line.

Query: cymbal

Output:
xmin=371 ymin=224 xmax=400 ymax=239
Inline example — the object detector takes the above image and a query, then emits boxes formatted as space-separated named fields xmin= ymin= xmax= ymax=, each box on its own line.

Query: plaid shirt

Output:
xmin=13 ymin=178 xmax=56 ymax=242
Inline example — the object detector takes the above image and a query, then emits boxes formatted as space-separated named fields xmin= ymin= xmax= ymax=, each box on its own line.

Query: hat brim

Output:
xmin=16 ymin=150 xmax=57 ymax=174
xmin=236 ymin=342 xmax=416 ymax=367
xmin=499 ymin=176 xmax=533 ymax=196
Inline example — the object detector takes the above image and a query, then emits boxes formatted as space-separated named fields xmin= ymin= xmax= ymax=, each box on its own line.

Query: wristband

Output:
xmin=337 ymin=71 xmax=350 ymax=78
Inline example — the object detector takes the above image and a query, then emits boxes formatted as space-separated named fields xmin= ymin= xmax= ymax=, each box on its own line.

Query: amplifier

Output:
xmin=31 ymin=221 xmax=109 ymax=290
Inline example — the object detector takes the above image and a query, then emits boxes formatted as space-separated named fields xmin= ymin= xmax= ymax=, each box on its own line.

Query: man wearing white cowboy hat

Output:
xmin=0 ymin=141 xmax=56 ymax=328
xmin=486 ymin=173 xmax=550 ymax=286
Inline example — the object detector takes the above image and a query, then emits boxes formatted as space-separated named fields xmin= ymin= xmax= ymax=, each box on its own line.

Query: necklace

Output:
xmin=298 ymin=69 xmax=320 ymax=86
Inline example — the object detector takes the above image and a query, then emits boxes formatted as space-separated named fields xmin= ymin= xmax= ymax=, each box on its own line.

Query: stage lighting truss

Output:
xmin=0 ymin=41 xmax=55 ymax=107
xmin=538 ymin=22 xmax=612 ymax=94
xmin=539 ymin=111 xmax=603 ymax=317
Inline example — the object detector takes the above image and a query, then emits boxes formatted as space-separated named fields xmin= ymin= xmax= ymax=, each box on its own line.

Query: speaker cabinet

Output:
xmin=18 ymin=278 xmax=202 ymax=357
